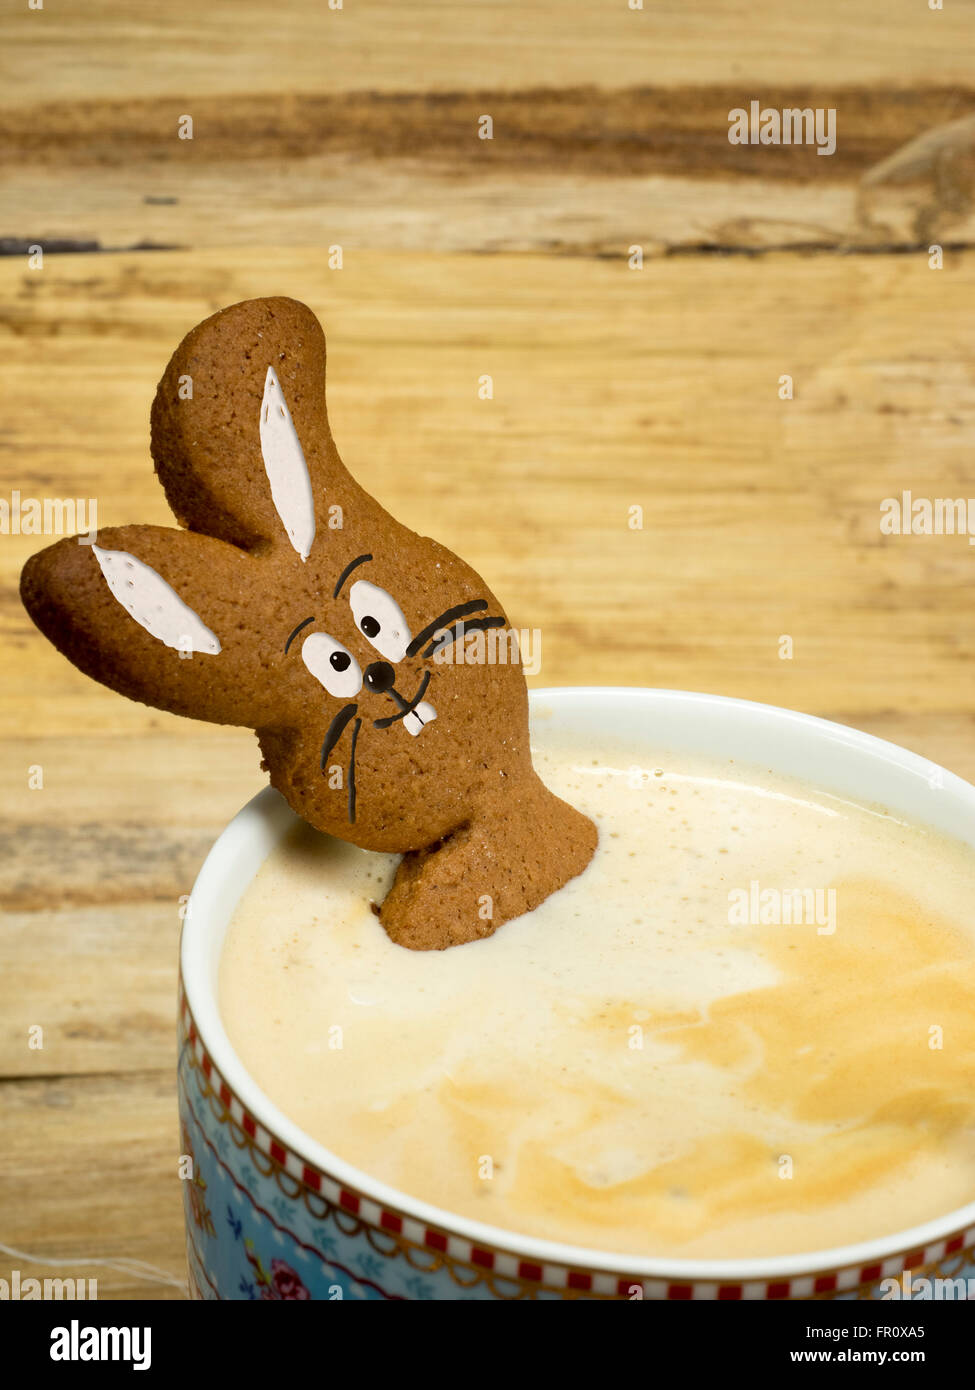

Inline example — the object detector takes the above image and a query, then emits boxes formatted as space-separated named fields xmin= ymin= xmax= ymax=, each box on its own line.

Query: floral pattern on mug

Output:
xmin=245 ymin=1240 xmax=311 ymax=1301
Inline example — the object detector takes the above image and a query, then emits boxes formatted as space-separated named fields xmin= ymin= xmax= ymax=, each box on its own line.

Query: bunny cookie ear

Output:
xmin=150 ymin=297 xmax=371 ymax=558
xmin=20 ymin=526 xmax=274 ymax=727
xmin=259 ymin=365 xmax=315 ymax=560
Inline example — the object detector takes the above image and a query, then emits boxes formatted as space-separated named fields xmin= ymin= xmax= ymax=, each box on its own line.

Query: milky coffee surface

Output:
xmin=220 ymin=733 xmax=975 ymax=1258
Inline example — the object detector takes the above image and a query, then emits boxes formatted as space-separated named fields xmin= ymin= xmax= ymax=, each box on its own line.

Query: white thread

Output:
xmin=0 ymin=1241 xmax=188 ymax=1295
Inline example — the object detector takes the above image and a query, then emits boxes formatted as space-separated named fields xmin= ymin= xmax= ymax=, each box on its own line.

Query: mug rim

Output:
xmin=180 ymin=685 xmax=975 ymax=1284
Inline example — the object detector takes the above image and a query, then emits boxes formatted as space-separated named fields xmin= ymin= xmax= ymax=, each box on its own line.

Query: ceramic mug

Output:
xmin=177 ymin=687 xmax=975 ymax=1300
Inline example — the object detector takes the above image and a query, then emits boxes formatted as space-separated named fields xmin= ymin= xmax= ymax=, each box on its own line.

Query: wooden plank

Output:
xmin=0 ymin=903 xmax=177 ymax=1077
xmin=0 ymin=1072 xmax=186 ymax=1300
xmin=2 ymin=924 xmax=169 ymax=1098
xmin=5 ymin=88 xmax=974 ymax=179
xmin=4 ymin=247 xmax=975 ymax=719
xmin=5 ymin=86 xmax=975 ymax=255
xmin=1 ymin=1 xmax=972 ymax=111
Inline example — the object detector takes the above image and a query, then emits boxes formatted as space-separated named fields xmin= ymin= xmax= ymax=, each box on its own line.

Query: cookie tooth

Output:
xmin=259 ymin=365 xmax=316 ymax=562
xmin=404 ymin=701 xmax=437 ymax=737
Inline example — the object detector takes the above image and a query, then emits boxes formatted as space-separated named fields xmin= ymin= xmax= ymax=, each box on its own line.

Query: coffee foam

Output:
xmin=218 ymin=736 xmax=975 ymax=1259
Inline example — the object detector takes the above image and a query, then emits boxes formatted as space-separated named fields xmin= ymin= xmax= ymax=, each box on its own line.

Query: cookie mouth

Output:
xmin=373 ymin=670 xmax=437 ymax=737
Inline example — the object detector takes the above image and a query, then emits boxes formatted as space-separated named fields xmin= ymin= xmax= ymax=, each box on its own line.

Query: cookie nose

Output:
xmin=364 ymin=660 xmax=396 ymax=694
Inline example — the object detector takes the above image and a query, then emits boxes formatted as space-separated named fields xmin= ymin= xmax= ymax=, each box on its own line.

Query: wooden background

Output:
xmin=3 ymin=1 xmax=975 ymax=1299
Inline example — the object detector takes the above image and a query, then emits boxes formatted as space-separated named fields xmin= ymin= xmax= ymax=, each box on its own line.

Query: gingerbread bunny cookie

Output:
xmin=21 ymin=297 xmax=597 ymax=950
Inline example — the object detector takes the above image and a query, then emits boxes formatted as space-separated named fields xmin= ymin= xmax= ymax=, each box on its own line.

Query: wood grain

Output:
xmin=0 ymin=1073 xmax=187 ymax=1300
xmin=7 ymin=86 xmax=975 ymax=256
xmin=2 ymin=2 xmax=973 ymax=110
xmin=5 ymin=246 xmax=975 ymax=714
xmin=4 ymin=0 xmax=975 ymax=1302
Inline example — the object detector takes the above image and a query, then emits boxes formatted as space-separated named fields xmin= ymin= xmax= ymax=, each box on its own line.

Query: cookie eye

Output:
xmin=349 ymin=580 xmax=412 ymax=663
xmin=301 ymin=631 xmax=362 ymax=698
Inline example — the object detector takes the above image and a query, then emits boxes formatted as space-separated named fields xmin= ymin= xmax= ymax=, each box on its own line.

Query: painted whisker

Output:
xmin=347 ymin=716 xmax=362 ymax=823
xmin=406 ymin=600 xmax=488 ymax=658
xmin=320 ymin=701 xmax=358 ymax=769
xmin=423 ymin=614 xmax=506 ymax=659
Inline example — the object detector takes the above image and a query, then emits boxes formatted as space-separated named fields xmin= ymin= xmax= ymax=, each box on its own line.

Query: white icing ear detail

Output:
xmin=260 ymin=366 xmax=316 ymax=561
xmin=92 ymin=546 xmax=221 ymax=654
xmin=404 ymin=701 xmax=436 ymax=737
